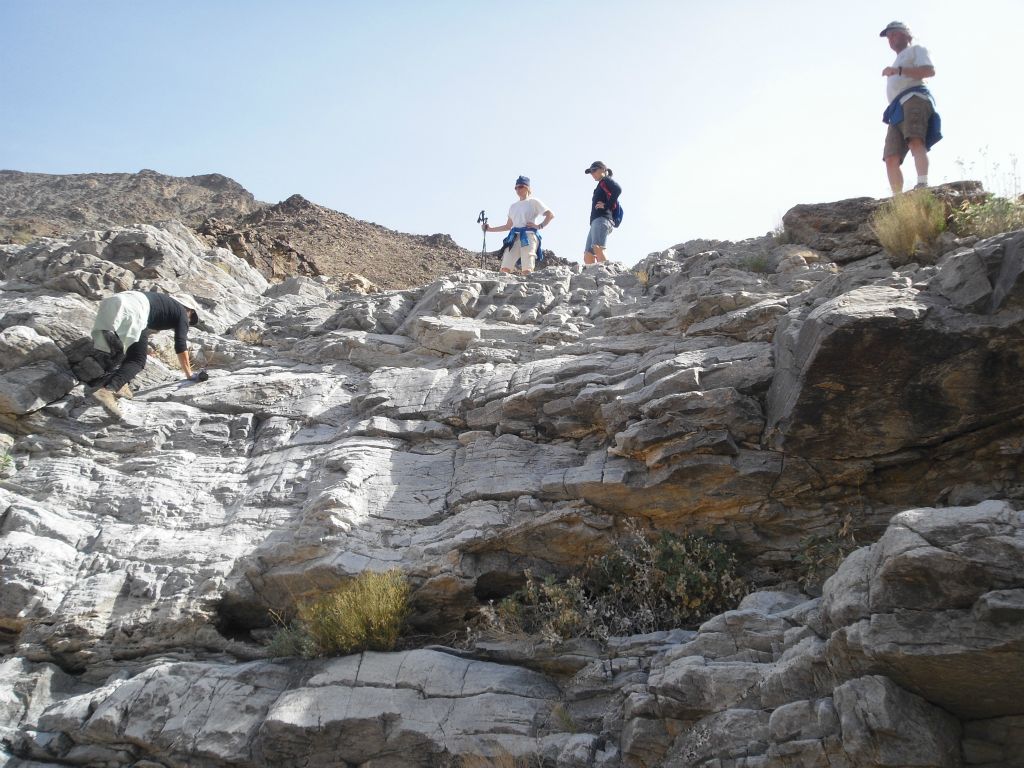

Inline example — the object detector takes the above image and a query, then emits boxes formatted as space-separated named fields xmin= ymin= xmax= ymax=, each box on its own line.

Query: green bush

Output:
xmin=487 ymin=523 xmax=747 ymax=642
xmin=270 ymin=569 xmax=411 ymax=657
xmin=870 ymin=190 xmax=946 ymax=262
xmin=950 ymin=194 xmax=1024 ymax=239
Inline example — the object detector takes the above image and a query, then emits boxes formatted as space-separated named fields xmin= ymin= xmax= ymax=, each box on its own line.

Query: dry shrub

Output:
xmin=270 ymin=569 xmax=410 ymax=657
xmin=233 ymin=326 xmax=265 ymax=345
xmin=870 ymin=190 xmax=945 ymax=262
xmin=486 ymin=522 xmax=747 ymax=642
xmin=950 ymin=194 xmax=1024 ymax=239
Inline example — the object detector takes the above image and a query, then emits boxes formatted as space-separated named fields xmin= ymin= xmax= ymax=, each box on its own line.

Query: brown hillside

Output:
xmin=0 ymin=170 xmax=483 ymax=289
xmin=199 ymin=193 xmax=481 ymax=289
xmin=0 ymin=169 xmax=261 ymax=242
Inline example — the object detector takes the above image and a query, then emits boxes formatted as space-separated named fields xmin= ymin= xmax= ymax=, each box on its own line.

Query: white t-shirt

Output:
xmin=508 ymin=197 xmax=548 ymax=228
xmin=886 ymin=44 xmax=933 ymax=103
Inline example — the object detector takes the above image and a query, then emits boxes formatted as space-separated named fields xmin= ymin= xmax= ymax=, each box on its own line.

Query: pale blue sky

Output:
xmin=2 ymin=1 xmax=1021 ymax=266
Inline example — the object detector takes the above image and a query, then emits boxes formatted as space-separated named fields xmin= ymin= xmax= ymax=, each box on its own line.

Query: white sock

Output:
xmin=917 ymin=176 xmax=928 ymax=186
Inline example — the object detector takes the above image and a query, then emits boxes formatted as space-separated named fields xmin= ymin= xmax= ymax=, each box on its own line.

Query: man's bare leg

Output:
xmin=908 ymin=138 xmax=929 ymax=186
xmin=885 ymin=154 xmax=904 ymax=194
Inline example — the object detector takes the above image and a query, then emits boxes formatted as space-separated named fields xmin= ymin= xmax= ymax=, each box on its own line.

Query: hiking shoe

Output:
xmin=913 ymin=183 xmax=929 ymax=190
xmin=90 ymin=387 xmax=123 ymax=418
xmin=115 ymin=384 xmax=133 ymax=399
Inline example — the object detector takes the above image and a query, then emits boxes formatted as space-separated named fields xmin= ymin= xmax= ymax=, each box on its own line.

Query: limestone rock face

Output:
xmin=1 ymin=206 xmax=1022 ymax=766
xmin=9 ymin=502 xmax=1018 ymax=767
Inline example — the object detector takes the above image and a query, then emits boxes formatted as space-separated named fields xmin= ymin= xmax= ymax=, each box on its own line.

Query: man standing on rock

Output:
xmin=880 ymin=21 xmax=941 ymax=194
xmin=89 ymin=291 xmax=202 ymax=417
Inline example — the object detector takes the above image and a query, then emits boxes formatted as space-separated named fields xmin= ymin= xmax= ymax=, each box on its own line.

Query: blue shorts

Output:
xmin=585 ymin=217 xmax=614 ymax=253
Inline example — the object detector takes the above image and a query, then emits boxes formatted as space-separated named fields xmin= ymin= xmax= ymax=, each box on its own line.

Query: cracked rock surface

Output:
xmin=1 ymin=197 xmax=1022 ymax=766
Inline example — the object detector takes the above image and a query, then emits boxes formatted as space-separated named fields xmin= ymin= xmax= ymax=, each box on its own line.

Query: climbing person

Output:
xmin=583 ymin=161 xmax=621 ymax=265
xmin=89 ymin=291 xmax=202 ymax=417
xmin=482 ymin=175 xmax=554 ymax=275
xmin=879 ymin=21 xmax=941 ymax=194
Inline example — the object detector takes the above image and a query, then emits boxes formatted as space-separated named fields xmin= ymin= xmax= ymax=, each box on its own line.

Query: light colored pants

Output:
xmin=501 ymin=232 xmax=538 ymax=272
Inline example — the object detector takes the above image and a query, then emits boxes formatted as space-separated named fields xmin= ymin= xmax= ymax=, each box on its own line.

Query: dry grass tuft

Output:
xmin=870 ymin=190 xmax=946 ymax=262
xmin=296 ymin=569 xmax=410 ymax=656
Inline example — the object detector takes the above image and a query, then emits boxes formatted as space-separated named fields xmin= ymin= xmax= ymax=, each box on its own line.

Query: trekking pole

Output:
xmin=477 ymin=210 xmax=488 ymax=269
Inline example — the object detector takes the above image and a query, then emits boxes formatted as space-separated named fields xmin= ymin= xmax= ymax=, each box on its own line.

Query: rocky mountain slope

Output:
xmin=199 ymin=193 xmax=482 ymax=288
xmin=0 ymin=184 xmax=1021 ymax=767
xmin=0 ymin=169 xmax=262 ymax=242
xmin=0 ymin=170 xmax=484 ymax=290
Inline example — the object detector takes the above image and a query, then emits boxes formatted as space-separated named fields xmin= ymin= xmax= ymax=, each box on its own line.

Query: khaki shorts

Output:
xmin=500 ymin=232 xmax=538 ymax=272
xmin=883 ymin=95 xmax=933 ymax=161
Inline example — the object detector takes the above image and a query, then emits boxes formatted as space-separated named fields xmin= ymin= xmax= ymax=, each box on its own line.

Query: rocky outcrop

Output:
xmin=0 ymin=169 xmax=262 ymax=243
xmin=1 ymin=199 xmax=1023 ymax=765
xmin=781 ymin=180 xmax=987 ymax=263
xmin=5 ymin=502 xmax=1020 ymax=767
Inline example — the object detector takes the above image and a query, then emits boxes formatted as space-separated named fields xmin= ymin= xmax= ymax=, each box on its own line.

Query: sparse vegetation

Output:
xmin=948 ymin=150 xmax=1024 ymax=238
xmin=148 ymin=339 xmax=183 ymax=369
xmin=551 ymin=702 xmax=579 ymax=734
xmin=0 ymin=452 xmax=13 ymax=471
xmin=483 ymin=522 xmax=747 ymax=643
xmin=950 ymin=194 xmax=1024 ymax=239
xmin=771 ymin=222 xmax=795 ymax=245
xmin=740 ymin=254 xmax=771 ymax=273
xmin=268 ymin=569 xmax=411 ymax=657
xmin=796 ymin=514 xmax=858 ymax=593
xmin=955 ymin=149 xmax=1020 ymax=199
xmin=9 ymin=228 xmax=36 ymax=245
xmin=233 ymin=326 xmax=265 ymax=345
xmin=870 ymin=189 xmax=946 ymax=262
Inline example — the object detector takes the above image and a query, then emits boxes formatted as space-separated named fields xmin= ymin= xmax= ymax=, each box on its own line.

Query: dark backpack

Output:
xmin=600 ymin=180 xmax=624 ymax=228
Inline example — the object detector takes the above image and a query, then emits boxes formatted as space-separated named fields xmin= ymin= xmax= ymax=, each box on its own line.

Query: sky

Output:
xmin=2 ymin=0 xmax=1022 ymax=267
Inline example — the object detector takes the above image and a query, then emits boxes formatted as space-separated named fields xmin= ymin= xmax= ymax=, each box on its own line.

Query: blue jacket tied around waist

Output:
xmin=501 ymin=226 xmax=544 ymax=262
xmin=883 ymin=85 xmax=943 ymax=150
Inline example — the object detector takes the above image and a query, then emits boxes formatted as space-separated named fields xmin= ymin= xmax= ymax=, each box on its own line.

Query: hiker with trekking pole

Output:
xmin=583 ymin=161 xmax=622 ymax=265
xmin=481 ymin=175 xmax=554 ymax=275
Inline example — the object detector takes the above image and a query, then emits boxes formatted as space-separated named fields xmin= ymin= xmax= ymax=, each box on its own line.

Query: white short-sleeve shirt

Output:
xmin=886 ymin=44 xmax=934 ymax=103
xmin=508 ymin=197 xmax=549 ymax=228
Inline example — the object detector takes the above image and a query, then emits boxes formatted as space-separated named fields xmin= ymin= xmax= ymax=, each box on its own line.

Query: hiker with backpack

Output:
xmin=583 ymin=161 xmax=622 ymax=265
xmin=482 ymin=175 xmax=554 ymax=275
xmin=89 ymin=291 xmax=203 ymax=418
